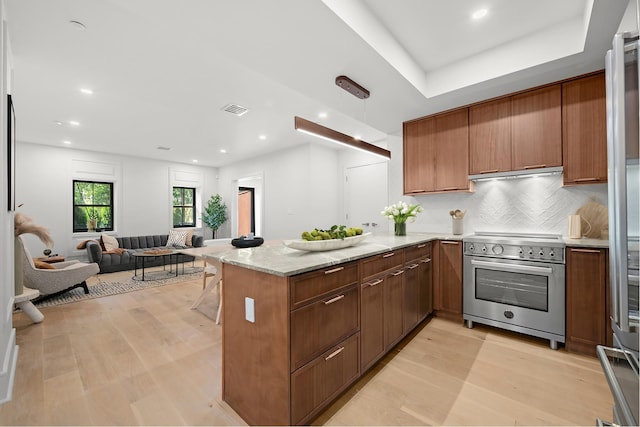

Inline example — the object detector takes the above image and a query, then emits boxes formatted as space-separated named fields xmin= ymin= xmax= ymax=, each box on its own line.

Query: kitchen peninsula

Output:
xmin=207 ymin=233 xmax=449 ymax=426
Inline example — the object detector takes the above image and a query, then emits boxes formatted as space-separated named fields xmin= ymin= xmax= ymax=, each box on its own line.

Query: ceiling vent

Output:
xmin=221 ymin=103 xmax=249 ymax=116
xmin=157 ymin=146 xmax=172 ymax=151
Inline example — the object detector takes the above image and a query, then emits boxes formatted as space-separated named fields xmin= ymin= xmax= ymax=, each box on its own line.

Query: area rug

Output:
xmin=31 ymin=266 xmax=203 ymax=309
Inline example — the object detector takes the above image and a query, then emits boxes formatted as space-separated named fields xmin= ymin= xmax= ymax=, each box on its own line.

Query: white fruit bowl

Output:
xmin=283 ymin=232 xmax=371 ymax=252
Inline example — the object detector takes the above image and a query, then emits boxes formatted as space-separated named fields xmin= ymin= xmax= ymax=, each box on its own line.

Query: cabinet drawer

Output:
xmin=290 ymin=262 xmax=358 ymax=309
xmin=361 ymin=251 xmax=404 ymax=281
xmin=404 ymin=241 xmax=432 ymax=263
xmin=291 ymin=285 xmax=359 ymax=370
xmin=291 ymin=333 xmax=360 ymax=425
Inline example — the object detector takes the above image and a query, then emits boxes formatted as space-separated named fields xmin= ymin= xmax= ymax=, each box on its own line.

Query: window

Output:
xmin=73 ymin=180 xmax=113 ymax=232
xmin=173 ymin=186 xmax=196 ymax=227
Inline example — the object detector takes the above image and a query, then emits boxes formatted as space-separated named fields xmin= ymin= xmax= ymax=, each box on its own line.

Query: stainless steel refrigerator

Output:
xmin=598 ymin=31 xmax=640 ymax=427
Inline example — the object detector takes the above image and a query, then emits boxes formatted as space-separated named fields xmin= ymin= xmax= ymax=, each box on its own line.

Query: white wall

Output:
xmin=15 ymin=142 xmax=218 ymax=259
xmin=0 ymin=0 xmax=18 ymax=405
xmin=217 ymin=143 xmax=340 ymax=240
xmin=386 ymin=134 xmax=609 ymax=236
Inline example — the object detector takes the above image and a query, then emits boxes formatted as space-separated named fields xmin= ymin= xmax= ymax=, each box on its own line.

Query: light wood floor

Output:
xmin=1 ymin=267 xmax=613 ymax=426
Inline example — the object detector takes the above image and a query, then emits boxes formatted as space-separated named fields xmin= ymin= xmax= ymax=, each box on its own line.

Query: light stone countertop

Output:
xmin=205 ymin=232 xmax=461 ymax=277
xmin=563 ymin=237 xmax=609 ymax=248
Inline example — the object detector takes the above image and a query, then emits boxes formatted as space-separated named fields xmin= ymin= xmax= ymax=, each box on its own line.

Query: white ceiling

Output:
xmin=4 ymin=0 xmax=632 ymax=168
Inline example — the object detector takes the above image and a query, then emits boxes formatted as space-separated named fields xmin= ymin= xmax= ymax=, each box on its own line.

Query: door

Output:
xmin=345 ymin=162 xmax=388 ymax=234
xmin=238 ymin=187 xmax=254 ymax=236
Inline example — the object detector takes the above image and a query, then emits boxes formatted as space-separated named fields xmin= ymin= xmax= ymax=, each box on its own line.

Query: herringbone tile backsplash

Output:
xmin=408 ymin=175 xmax=609 ymax=236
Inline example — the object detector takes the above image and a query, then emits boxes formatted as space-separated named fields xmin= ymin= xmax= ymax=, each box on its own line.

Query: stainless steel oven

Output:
xmin=463 ymin=233 xmax=566 ymax=349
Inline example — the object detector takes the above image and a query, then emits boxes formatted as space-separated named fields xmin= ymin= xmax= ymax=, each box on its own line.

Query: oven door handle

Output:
xmin=470 ymin=259 xmax=554 ymax=275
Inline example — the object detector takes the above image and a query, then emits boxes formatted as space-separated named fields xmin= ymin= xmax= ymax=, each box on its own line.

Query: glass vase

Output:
xmin=394 ymin=222 xmax=406 ymax=236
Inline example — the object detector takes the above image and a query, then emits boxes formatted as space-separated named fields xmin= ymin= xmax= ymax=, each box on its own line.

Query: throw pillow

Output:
xmin=185 ymin=229 xmax=194 ymax=246
xmin=167 ymin=229 xmax=188 ymax=248
xmin=33 ymin=260 xmax=56 ymax=269
xmin=101 ymin=234 xmax=119 ymax=251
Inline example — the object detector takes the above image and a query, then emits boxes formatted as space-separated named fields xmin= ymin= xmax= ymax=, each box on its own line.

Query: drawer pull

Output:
xmin=417 ymin=244 xmax=427 ymax=248
xmin=368 ymin=279 xmax=383 ymax=287
xmin=382 ymin=252 xmax=395 ymax=258
xmin=391 ymin=269 xmax=405 ymax=276
xmin=407 ymin=263 xmax=419 ymax=269
xmin=441 ymin=241 xmax=459 ymax=245
xmin=570 ymin=248 xmax=601 ymax=253
xmin=523 ymin=164 xmax=546 ymax=169
xmin=324 ymin=266 xmax=344 ymax=275
xmin=324 ymin=294 xmax=345 ymax=305
xmin=421 ymin=258 xmax=432 ymax=263
xmin=574 ymin=177 xmax=599 ymax=182
xmin=440 ymin=186 xmax=459 ymax=191
xmin=479 ymin=169 xmax=499 ymax=174
xmin=325 ymin=346 xmax=344 ymax=361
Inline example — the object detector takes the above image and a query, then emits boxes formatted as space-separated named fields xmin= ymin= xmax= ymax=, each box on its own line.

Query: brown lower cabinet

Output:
xmin=566 ymin=246 xmax=610 ymax=356
xmin=223 ymin=241 xmax=435 ymax=426
xmin=434 ymin=240 xmax=463 ymax=319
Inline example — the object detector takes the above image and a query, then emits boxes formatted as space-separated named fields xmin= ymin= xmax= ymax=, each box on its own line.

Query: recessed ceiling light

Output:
xmin=69 ymin=120 xmax=80 ymax=126
xmin=54 ymin=121 xmax=63 ymax=126
xmin=318 ymin=112 xmax=327 ymax=119
xmin=192 ymin=159 xmax=198 ymax=163
xmin=472 ymin=8 xmax=488 ymax=20
xmin=220 ymin=149 xmax=228 ymax=154
xmin=80 ymin=88 xmax=93 ymax=95
xmin=69 ymin=20 xmax=86 ymax=30
xmin=63 ymin=140 xmax=72 ymax=145
xmin=259 ymin=135 xmax=266 ymax=140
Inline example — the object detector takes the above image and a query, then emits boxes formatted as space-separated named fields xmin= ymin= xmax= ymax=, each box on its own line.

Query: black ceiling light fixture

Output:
xmin=335 ymin=75 xmax=370 ymax=99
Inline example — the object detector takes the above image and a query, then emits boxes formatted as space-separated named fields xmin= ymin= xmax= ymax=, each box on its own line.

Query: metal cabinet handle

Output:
xmin=324 ymin=266 xmax=344 ymax=275
xmin=420 ymin=258 xmax=431 ymax=263
xmin=441 ymin=241 xmax=459 ymax=245
xmin=574 ymin=177 xmax=599 ymax=182
xmin=391 ymin=269 xmax=405 ymax=276
xmin=406 ymin=263 xmax=419 ymax=269
xmin=367 ymin=279 xmax=383 ymax=287
xmin=479 ymin=169 xmax=499 ymax=174
xmin=382 ymin=252 xmax=396 ymax=258
xmin=523 ymin=164 xmax=547 ymax=169
xmin=417 ymin=244 xmax=427 ymax=248
xmin=324 ymin=294 xmax=345 ymax=305
xmin=325 ymin=346 xmax=344 ymax=361
xmin=569 ymin=248 xmax=601 ymax=253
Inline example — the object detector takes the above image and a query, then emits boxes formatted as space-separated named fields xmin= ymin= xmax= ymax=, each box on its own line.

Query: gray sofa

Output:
xmin=85 ymin=234 xmax=204 ymax=273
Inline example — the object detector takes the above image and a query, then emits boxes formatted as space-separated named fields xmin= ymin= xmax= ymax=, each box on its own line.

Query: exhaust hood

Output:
xmin=468 ymin=166 xmax=563 ymax=181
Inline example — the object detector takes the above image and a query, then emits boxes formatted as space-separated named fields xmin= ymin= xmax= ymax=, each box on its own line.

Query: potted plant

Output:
xmin=202 ymin=194 xmax=228 ymax=239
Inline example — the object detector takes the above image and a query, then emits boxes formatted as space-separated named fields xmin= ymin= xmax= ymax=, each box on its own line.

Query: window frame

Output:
xmin=72 ymin=180 xmax=114 ymax=233
xmin=172 ymin=186 xmax=196 ymax=228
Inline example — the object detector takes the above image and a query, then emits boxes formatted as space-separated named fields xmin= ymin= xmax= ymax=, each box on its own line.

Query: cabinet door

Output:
xmin=436 ymin=240 xmax=463 ymax=315
xmin=469 ymin=98 xmax=512 ymax=175
xmin=403 ymin=118 xmax=436 ymax=194
xmin=562 ymin=73 xmax=607 ymax=185
xmin=290 ymin=285 xmax=359 ymax=371
xmin=384 ymin=269 xmax=405 ymax=350
xmin=511 ymin=85 xmax=562 ymax=170
xmin=403 ymin=262 xmax=421 ymax=334
xmin=434 ymin=109 xmax=470 ymax=191
xmin=418 ymin=257 xmax=433 ymax=320
xmin=360 ymin=277 xmax=385 ymax=372
xmin=566 ymin=247 xmax=607 ymax=356
xmin=291 ymin=333 xmax=360 ymax=425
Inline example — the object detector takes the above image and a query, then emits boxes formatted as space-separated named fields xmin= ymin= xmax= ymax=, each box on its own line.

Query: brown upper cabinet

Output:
xmin=511 ymin=84 xmax=563 ymax=170
xmin=403 ymin=109 xmax=471 ymax=195
xmin=562 ymin=72 xmax=607 ymax=185
xmin=469 ymin=97 xmax=512 ymax=175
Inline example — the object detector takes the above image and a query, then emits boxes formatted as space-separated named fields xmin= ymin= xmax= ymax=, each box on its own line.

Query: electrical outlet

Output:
xmin=245 ymin=297 xmax=255 ymax=323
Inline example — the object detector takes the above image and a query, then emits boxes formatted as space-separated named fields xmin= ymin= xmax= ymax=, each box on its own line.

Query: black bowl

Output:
xmin=231 ymin=236 xmax=264 ymax=248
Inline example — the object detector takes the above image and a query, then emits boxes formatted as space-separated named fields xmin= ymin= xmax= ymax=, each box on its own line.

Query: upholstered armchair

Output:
xmin=18 ymin=236 xmax=99 ymax=301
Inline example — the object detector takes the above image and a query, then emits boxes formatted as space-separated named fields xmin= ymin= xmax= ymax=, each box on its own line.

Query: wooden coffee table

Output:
xmin=131 ymin=250 xmax=179 ymax=281
xmin=34 ymin=255 xmax=65 ymax=264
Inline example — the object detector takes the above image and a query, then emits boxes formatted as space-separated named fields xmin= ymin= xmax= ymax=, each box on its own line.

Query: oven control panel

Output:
xmin=464 ymin=242 xmax=565 ymax=263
